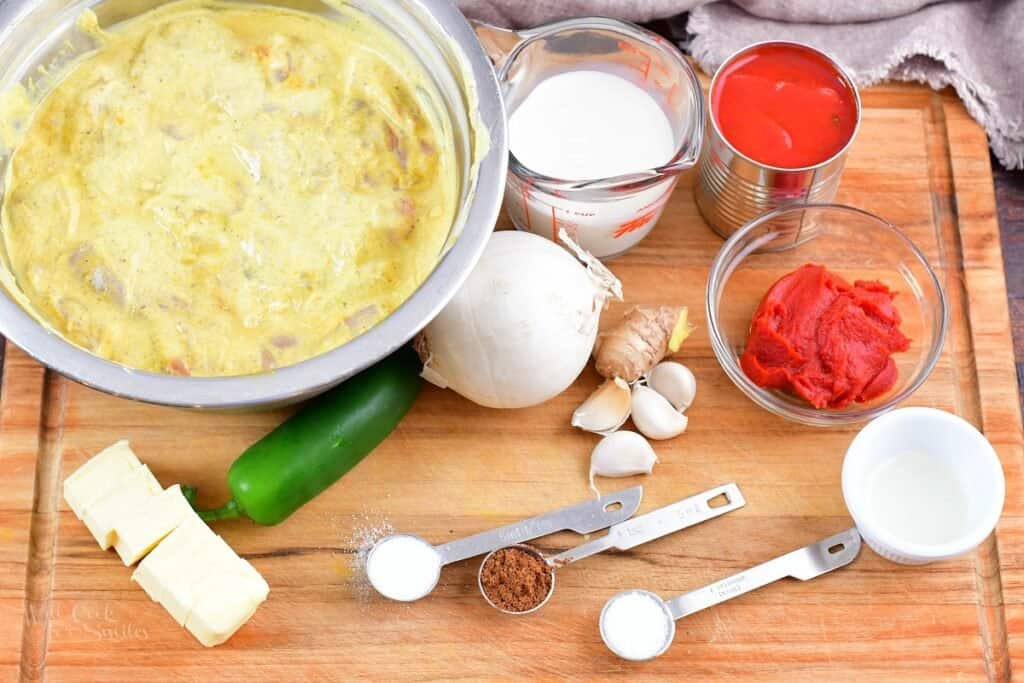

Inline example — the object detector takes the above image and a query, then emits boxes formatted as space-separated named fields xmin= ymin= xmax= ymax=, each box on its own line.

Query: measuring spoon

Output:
xmin=478 ymin=483 xmax=745 ymax=614
xmin=366 ymin=485 xmax=643 ymax=601
xmin=600 ymin=528 xmax=862 ymax=661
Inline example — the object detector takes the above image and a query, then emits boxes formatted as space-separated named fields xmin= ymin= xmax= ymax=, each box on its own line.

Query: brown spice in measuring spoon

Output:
xmin=480 ymin=546 xmax=553 ymax=613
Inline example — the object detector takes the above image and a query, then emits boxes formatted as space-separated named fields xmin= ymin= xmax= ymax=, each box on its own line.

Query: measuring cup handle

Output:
xmin=472 ymin=18 xmax=589 ymax=71
xmin=470 ymin=20 xmax=524 ymax=72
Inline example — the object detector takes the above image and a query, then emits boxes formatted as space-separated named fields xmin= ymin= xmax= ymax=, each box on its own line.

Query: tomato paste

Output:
xmin=712 ymin=43 xmax=858 ymax=169
xmin=740 ymin=264 xmax=910 ymax=409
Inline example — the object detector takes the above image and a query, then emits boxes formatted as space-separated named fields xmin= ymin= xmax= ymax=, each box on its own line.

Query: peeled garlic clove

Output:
xmin=647 ymin=361 xmax=697 ymax=412
xmin=572 ymin=377 xmax=631 ymax=435
xmin=589 ymin=430 xmax=658 ymax=494
xmin=631 ymin=384 xmax=688 ymax=440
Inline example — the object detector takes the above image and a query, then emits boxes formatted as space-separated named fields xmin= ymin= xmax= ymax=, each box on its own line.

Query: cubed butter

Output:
xmin=81 ymin=465 xmax=162 ymax=549
xmin=133 ymin=513 xmax=222 ymax=624
xmin=64 ymin=442 xmax=269 ymax=647
xmin=63 ymin=440 xmax=142 ymax=518
xmin=185 ymin=567 xmax=270 ymax=647
xmin=112 ymin=484 xmax=193 ymax=565
xmin=136 ymin=512 xmax=269 ymax=646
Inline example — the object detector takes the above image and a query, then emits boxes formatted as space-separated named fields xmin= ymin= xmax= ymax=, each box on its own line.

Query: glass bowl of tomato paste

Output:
xmin=706 ymin=203 xmax=947 ymax=426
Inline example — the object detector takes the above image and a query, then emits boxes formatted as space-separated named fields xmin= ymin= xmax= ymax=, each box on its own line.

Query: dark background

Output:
xmin=994 ymin=160 xmax=1024 ymax=413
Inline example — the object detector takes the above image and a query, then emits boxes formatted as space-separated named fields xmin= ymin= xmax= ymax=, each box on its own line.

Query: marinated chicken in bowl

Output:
xmin=0 ymin=0 xmax=458 ymax=376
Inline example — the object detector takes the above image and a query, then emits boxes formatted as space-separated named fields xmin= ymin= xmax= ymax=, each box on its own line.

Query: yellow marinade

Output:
xmin=0 ymin=0 xmax=457 ymax=376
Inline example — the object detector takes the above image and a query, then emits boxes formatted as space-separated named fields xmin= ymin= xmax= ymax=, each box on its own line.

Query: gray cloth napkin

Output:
xmin=458 ymin=0 xmax=1024 ymax=169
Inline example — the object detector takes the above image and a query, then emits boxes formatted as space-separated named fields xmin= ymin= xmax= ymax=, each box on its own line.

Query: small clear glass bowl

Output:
xmin=706 ymin=203 xmax=947 ymax=427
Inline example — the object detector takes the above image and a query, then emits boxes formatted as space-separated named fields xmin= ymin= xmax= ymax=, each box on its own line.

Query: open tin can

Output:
xmin=694 ymin=41 xmax=861 ymax=241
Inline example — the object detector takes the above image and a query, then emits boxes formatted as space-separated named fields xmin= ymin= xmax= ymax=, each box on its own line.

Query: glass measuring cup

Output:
xmin=475 ymin=18 xmax=705 ymax=259
xmin=477 ymin=483 xmax=744 ymax=614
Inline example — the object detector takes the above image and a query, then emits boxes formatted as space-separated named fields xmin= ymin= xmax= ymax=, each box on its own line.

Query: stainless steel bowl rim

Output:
xmin=0 ymin=0 xmax=508 ymax=409
xmin=705 ymin=202 xmax=948 ymax=427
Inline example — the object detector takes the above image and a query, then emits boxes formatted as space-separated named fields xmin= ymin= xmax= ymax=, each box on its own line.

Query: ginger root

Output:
xmin=593 ymin=306 xmax=692 ymax=382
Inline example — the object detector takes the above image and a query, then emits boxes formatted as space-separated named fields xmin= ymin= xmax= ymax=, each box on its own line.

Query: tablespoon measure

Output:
xmin=600 ymin=527 xmax=862 ymax=661
xmin=366 ymin=485 xmax=643 ymax=601
xmin=478 ymin=482 xmax=746 ymax=614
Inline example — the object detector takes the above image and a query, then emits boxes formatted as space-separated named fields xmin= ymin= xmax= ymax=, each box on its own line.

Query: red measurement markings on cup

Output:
xmin=613 ymin=182 xmax=675 ymax=238
xmin=520 ymin=184 xmax=534 ymax=231
xmin=651 ymin=58 xmax=674 ymax=94
xmin=664 ymin=81 xmax=680 ymax=107
xmin=617 ymin=41 xmax=651 ymax=81
xmin=614 ymin=211 xmax=657 ymax=238
xmin=549 ymin=206 xmax=581 ymax=243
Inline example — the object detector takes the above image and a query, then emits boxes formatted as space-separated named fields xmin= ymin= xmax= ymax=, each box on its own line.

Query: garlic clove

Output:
xmin=630 ymin=384 xmax=688 ymax=440
xmin=589 ymin=430 xmax=658 ymax=495
xmin=572 ymin=377 xmax=631 ymax=435
xmin=647 ymin=361 xmax=697 ymax=412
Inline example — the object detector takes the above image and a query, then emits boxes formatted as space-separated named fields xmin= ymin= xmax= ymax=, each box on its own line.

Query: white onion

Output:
xmin=417 ymin=230 xmax=621 ymax=409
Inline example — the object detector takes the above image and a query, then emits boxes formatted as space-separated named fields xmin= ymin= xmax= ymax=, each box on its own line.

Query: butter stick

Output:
xmin=185 ymin=565 xmax=270 ymax=647
xmin=133 ymin=513 xmax=221 ymax=624
xmin=112 ymin=484 xmax=193 ymax=565
xmin=81 ymin=465 xmax=162 ymax=549
xmin=63 ymin=440 xmax=142 ymax=518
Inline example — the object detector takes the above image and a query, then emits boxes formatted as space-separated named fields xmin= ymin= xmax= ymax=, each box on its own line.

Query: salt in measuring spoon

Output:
xmin=366 ymin=485 xmax=643 ymax=601
xmin=600 ymin=528 xmax=862 ymax=661
xmin=478 ymin=482 xmax=745 ymax=614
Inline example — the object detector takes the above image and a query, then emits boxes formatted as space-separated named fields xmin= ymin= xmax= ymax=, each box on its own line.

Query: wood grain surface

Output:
xmin=0 ymin=84 xmax=1020 ymax=682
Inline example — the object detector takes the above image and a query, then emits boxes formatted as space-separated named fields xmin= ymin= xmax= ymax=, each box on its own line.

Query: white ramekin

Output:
xmin=841 ymin=407 xmax=1005 ymax=565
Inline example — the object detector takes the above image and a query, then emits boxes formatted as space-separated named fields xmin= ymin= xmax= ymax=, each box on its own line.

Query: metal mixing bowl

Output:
xmin=0 ymin=0 xmax=506 ymax=408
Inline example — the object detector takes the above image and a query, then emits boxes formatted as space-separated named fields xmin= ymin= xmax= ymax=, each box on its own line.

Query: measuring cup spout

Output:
xmin=660 ymin=148 xmax=702 ymax=176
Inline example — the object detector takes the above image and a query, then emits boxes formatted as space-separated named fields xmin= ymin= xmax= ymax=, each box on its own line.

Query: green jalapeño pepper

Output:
xmin=184 ymin=347 xmax=422 ymax=525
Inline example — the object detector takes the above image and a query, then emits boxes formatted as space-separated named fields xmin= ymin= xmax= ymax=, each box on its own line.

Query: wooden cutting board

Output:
xmin=1 ymin=83 xmax=1020 ymax=682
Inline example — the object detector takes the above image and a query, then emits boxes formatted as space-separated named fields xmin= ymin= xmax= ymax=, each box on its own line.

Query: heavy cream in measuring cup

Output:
xmin=506 ymin=70 xmax=677 ymax=259
xmin=510 ymin=71 xmax=674 ymax=181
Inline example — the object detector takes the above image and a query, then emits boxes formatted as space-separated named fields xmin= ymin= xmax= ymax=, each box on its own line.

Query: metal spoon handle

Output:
xmin=664 ymin=528 xmax=862 ymax=620
xmin=548 ymin=483 xmax=745 ymax=566
xmin=435 ymin=486 xmax=643 ymax=565
xmin=664 ymin=556 xmax=791 ymax=620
